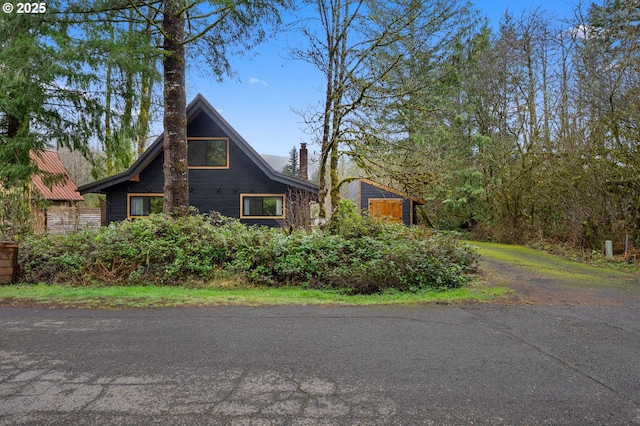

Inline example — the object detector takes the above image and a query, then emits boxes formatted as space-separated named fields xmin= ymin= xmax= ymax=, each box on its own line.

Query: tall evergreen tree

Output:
xmin=164 ymin=0 xmax=289 ymax=216
xmin=70 ymin=0 xmax=163 ymax=176
xmin=0 ymin=7 xmax=103 ymax=188
xmin=281 ymin=146 xmax=300 ymax=177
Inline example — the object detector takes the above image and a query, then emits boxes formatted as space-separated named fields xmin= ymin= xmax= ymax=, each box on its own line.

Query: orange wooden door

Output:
xmin=368 ymin=199 xmax=403 ymax=223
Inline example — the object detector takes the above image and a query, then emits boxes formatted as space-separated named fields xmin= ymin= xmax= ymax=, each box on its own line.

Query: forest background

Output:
xmin=0 ymin=0 xmax=638 ymax=252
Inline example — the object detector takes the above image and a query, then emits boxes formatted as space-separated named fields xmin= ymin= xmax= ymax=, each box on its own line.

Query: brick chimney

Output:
xmin=298 ymin=143 xmax=308 ymax=181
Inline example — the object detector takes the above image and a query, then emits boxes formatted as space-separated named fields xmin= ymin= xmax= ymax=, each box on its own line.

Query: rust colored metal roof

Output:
xmin=30 ymin=150 xmax=84 ymax=201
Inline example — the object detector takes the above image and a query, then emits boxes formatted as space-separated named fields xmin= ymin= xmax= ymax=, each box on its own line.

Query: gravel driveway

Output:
xmin=474 ymin=241 xmax=639 ymax=306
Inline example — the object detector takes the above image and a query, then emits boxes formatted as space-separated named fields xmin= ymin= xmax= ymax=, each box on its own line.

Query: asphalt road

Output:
xmin=1 ymin=303 xmax=639 ymax=425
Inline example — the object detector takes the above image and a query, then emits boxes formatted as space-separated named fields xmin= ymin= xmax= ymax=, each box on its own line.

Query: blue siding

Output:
xmin=104 ymin=109 xmax=306 ymax=226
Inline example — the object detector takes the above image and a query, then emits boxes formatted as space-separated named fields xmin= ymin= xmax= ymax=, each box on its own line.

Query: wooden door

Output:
xmin=368 ymin=199 xmax=403 ymax=223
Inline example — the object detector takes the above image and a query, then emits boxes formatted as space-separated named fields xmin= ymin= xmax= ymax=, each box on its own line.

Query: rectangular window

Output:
xmin=188 ymin=138 xmax=228 ymax=168
xmin=128 ymin=194 xmax=163 ymax=218
xmin=241 ymin=194 xmax=285 ymax=219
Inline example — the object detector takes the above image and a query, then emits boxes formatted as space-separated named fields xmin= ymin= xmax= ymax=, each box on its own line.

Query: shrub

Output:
xmin=20 ymin=214 xmax=242 ymax=285
xmin=20 ymin=230 xmax=97 ymax=283
xmin=18 ymin=212 xmax=478 ymax=293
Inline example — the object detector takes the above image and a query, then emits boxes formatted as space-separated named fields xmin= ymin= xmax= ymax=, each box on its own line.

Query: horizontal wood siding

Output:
xmin=78 ymin=208 xmax=102 ymax=230
xmin=46 ymin=206 xmax=102 ymax=234
xmin=129 ymin=152 xmax=165 ymax=193
xmin=346 ymin=180 xmax=361 ymax=212
xmin=0 ymin=242 xmax=18 ymax=284
xmin=189 ymin=138 xmax=289 ymax=226
xmin=103 ymin=111 xmax=293 ymax=226
xmin=188 ymin=109 xmax=225 ymax=137
xmin=107 ymin=191 xmax=128 ymax=222
xmin=32 ymin=205 xmax=102 ymax=234
xmin=45 ymin=205 xmax=78 ymax=234
xmin=104 ymin=152 xmax=165 ymax=222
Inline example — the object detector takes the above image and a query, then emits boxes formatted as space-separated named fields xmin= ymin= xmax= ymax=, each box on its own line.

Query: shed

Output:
xmin=347 ymin=179 xmax=425 ymax=226
xmin=29 ymin=150 xmax=99 ymax=233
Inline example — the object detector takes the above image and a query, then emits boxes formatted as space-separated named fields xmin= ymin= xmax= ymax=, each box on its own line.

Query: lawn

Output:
xmin=0 ymin=281 xmax=508 ymax=309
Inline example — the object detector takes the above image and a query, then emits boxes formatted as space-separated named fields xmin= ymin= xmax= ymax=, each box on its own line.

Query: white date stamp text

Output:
xmin=3 ymin=2 xmax=47 ymax=13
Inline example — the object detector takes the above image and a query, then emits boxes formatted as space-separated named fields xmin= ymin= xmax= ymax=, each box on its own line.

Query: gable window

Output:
xmin=241 ymin=194 xmax=285 ymax=219
xmin=128 ymin=194 xmax=163 ymax=218
xmin=188 ymin=137 xmax=229 ymax=168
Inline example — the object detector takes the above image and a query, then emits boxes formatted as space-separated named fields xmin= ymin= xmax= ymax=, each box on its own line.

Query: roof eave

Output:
xmin=78 ymin=139 xmax=164 ymax=195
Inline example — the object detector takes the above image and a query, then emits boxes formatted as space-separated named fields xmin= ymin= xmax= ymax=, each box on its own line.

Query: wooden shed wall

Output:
xmin=33 ymin=204 xmax=102 ymax=234
xmin=347 ymin=180 xmax=417 ymax=226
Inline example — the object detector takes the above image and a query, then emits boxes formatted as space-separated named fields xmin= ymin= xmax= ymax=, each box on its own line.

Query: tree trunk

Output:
xmin=104 ymin=60 xmax=113 ymax=175
xmin=162 ymin=0 xmax=189 ymax=217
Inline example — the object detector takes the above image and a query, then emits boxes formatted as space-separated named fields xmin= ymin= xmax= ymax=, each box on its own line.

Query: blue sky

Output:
xmin=185 ymin=0 xmax=578 ymax=157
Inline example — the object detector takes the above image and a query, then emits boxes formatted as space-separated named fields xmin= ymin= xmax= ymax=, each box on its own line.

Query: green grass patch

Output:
xmin=472 ymin=241 xmax=638 ymax=285
xmin=0 ymin=281 xmax=509 ymax=309
xmin=7 ymin=211 xmax=499 ymax=308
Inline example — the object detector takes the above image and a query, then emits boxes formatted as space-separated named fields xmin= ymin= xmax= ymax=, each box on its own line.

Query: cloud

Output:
xmin=565 ymin=24 xmax=600 ymax=40
xmin=249 ymin=77 xmax=268 ymax=86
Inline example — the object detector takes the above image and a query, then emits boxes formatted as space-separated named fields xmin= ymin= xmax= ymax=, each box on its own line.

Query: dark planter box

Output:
xmin=0 ymin=242 xmax=18 ymax=284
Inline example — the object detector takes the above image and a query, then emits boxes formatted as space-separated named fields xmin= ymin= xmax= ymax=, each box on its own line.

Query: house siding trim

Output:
xmin=359 ymin=179 xmax=425 ymax=204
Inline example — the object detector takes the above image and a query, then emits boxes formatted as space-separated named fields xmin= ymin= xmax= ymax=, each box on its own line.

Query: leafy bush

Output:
xmin=18 ymin=211 xmax=478 ymax=293
xmin=20 ymin=214 xmax=244 ymax=285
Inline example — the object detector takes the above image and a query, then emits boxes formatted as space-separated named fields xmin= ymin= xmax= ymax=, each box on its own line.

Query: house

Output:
xmin=29 ymin=150 xmax=101 ymax=234
xmin=346 ymin=178 xmax=426 ymax=226
xmin=78 ymin=94 xmax=318 ymax=227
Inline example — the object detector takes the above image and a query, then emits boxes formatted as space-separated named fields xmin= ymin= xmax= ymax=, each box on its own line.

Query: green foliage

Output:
xmin=18 ymin=213 xmax=478 ymax=294
xmin=0 ymin=188 xmax=42 ymax=241
xmin=351 ymin=4 xmax=640 ymax=252
xmin=327 ymin=199 xmax=406 ymax=239
xmin=20 ymin=214 xmax=241 ymax=285
xmin=0 ymin=8 xmax=103 ymax=188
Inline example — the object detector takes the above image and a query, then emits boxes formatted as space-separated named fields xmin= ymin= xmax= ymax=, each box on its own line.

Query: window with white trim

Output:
xmin=241 ymin=194 xmax=285 ymax=218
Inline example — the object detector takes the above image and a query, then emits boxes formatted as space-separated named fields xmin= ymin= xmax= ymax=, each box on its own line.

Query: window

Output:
xmin=128 ymin=194 xmax=163 ymax=218
xmin=188 ymin=138 xmax=228 ymax=168
xmin=241 ymin=195 xmax=285 ymax=219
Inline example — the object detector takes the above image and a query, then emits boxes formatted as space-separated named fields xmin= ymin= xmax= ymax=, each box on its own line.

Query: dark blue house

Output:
xmin=79 ymin=94 xmax=318 ymax=227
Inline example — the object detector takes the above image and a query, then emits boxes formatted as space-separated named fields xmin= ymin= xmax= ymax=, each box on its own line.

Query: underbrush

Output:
xmin=18 ymin=210 xmax=478 ymax=294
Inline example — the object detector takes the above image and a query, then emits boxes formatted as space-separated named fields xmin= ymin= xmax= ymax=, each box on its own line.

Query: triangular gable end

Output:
xmin=79 ymin=94 xmax=318 ymax=195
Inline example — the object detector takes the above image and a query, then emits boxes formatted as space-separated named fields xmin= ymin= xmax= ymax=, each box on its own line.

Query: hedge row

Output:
xmin=18 ymin=211 xmax=478 ymax=294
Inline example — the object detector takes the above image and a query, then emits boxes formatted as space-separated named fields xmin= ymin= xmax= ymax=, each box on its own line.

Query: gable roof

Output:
xmin=359 ymin=179 xmax=426 ymax=204
xmin=78 ymin=94 xmax=318 ymax=195
xmin=30 ymin=150 xmax=84 ymax=201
